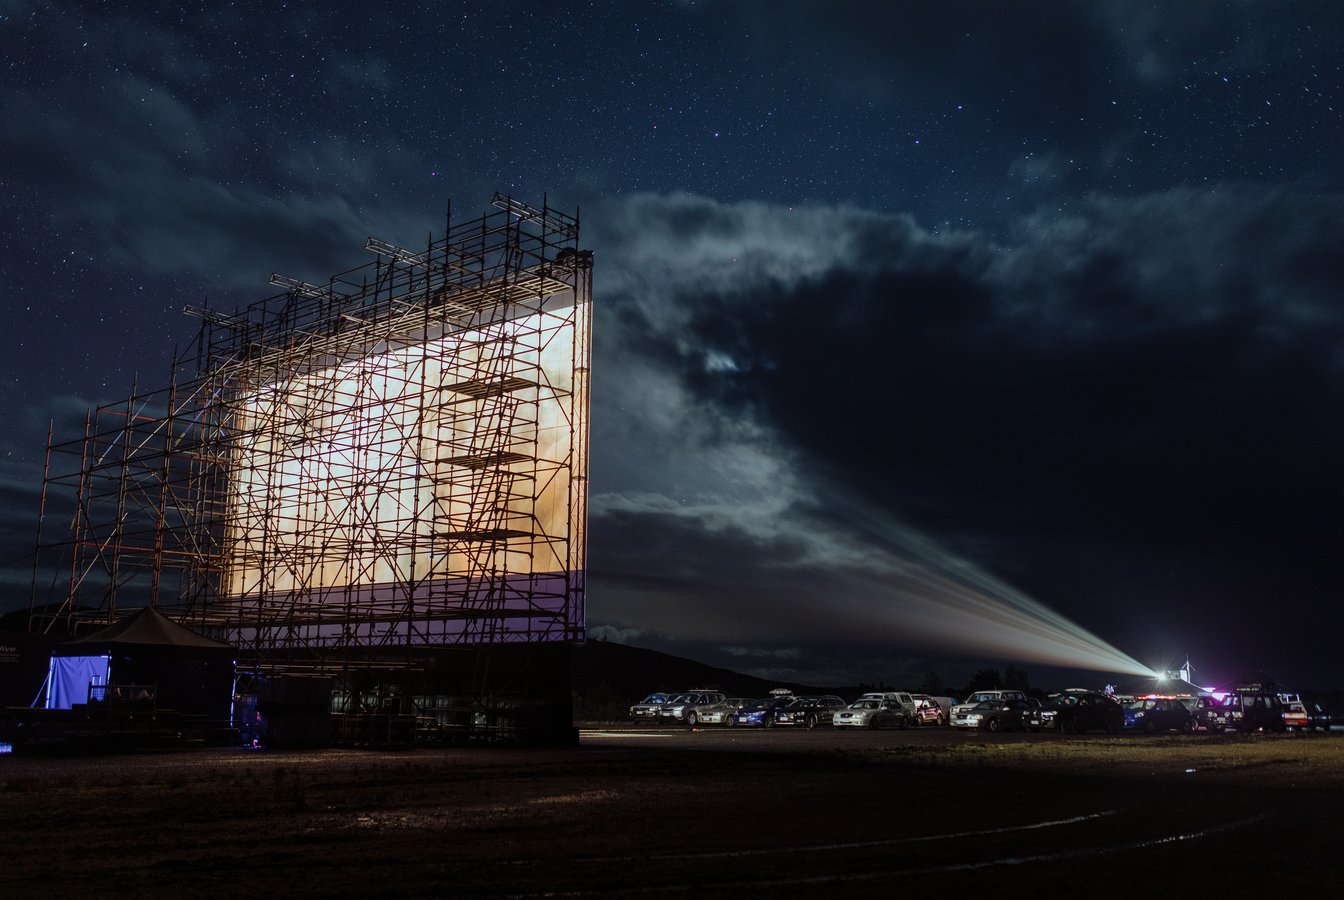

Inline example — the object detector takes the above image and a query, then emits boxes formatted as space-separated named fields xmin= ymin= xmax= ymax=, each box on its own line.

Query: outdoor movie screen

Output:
xmin=218 ymin=293 xmax=586 ymax=635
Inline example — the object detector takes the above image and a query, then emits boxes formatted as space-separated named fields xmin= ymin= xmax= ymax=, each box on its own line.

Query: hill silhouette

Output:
xmin=569 ymin=640 xmax=903 ymax=720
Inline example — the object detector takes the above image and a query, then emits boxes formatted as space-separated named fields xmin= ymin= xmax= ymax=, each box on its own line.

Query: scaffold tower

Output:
xmin=30 ymin=195 xmax=591 ymax=673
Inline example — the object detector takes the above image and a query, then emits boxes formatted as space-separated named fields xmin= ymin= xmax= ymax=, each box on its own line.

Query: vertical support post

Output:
xmin=28 ymin=419 xmax=54 ymax=628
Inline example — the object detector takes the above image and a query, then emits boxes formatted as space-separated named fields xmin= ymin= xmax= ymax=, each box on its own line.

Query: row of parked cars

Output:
xmin=1120 ymin=690 xmax=1332 ymax=734
xmin=629 ymin=687 xmax=1334 ymax=734
xmin=628 ymin=689 xmax=955 ymax=729
xmin=949 ymin=687 xmax=1334 ymax=734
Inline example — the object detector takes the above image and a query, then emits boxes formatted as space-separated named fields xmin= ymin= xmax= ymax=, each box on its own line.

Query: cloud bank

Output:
xmin=582 ymin=188 xmax=1344 ymax=685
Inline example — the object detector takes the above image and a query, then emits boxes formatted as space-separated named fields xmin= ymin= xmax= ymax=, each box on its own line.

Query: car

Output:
xmin=858 ymin=691 xmax=919 ymax=722
xmin=653 ymin=692 xmax=692 ymax=724
xmin=950 ymin=690 xmax=1028 ymax=728
xmin=912 ymin=694 xmax=955 ymax=726
xmin=1041 ymin=691 xmax=1122 ymax=734
xmin=660 ymin=690 xmax=726 ymax=725
xmin=1307 ymin=703 xmax=1333 ymax=732
xmin=833 ymin=698 xmax=909 ymax=729
xmin=729 ymin=695 xmax=797 ymax=727
xmin=690 ymin=697 xmax=751 ymax=726
xmin=1282 ymin=700 xmax=1309 ymax=731
xmin=773 ymin=696 xmax=848 ymax=729
xmin=1123 ymin=697 xmax=1195 ymax=733
xmin=911 ymin=697 xmax=941 ymax=726
xmin=953 ymin=699 xmax=1041 ymax=732
xmin=1214 ymin=688 xmax=1285 ymax=733
xmin=1178 ymin=695 xmax=1226 ymax=732
xmin=628 ymin=692 xmax=672 ymax=722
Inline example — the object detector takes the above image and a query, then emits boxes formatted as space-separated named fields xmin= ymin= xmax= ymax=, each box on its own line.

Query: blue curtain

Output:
xmin=46 ymin=655 xmax=110 ymax=709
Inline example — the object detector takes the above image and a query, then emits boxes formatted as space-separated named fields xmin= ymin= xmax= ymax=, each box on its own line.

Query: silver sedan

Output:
xmin=832 ymin=699 xmax=909 ymax=729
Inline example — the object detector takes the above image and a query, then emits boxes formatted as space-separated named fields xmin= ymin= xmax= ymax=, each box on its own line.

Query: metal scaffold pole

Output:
xmin=30 ymin=197 xmax=592 ymax=689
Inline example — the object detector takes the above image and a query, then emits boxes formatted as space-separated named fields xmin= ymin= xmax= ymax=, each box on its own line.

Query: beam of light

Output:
xmin=830 ymin=504 xmax=1158 ymax=679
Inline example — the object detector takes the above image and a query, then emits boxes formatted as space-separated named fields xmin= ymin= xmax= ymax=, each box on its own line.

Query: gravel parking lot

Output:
xmin=2 ymin=729 xmax=1341 ymax=897
xmin=585 ymin=721 xmax=1086 ymax=749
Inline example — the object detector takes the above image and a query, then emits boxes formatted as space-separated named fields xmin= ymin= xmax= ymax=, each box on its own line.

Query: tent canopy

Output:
xmin=53 ymin=606 xmax=232 ymax=656
xmin=45 ymin=608 xmax=234 ymax=717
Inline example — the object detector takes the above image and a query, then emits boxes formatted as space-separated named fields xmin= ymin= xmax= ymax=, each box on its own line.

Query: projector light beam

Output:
xmin=838 ymin=503 xmax=1157 ymax=678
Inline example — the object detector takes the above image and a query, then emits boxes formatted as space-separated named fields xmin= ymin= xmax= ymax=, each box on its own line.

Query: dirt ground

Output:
xmin=2 ymin=728 xmax=1342 ymax=898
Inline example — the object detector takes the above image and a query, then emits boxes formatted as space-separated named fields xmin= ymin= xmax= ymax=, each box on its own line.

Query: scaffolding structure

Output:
xmin=30 ymin=195 xmax=591 ymax=674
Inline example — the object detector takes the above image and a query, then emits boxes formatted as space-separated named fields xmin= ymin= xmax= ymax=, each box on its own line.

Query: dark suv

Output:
xmin=1042 ymin=691 xmax=1123 ymax=734
xmin=1179 ymin=695 xmax=1226 ymax=732
xmin=1123 ymin=697 xmax=1195 ymax=733
xmin=1214 ymin=688 xmax=1285 ymax=733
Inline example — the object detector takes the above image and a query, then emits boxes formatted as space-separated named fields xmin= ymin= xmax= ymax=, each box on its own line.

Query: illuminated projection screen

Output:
xmin=218 ymin=281 xmax=589 ymax=648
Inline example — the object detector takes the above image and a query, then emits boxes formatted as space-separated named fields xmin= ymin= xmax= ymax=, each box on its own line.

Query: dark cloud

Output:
xmin=0 ymin=84 xmax=398 ymax=289
xmin=585 ymin=187 xmax=1344 ymax=687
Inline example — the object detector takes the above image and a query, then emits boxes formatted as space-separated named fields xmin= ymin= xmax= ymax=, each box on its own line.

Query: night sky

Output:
xmin=3 ymin=2 xmax=1343 ymax=691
